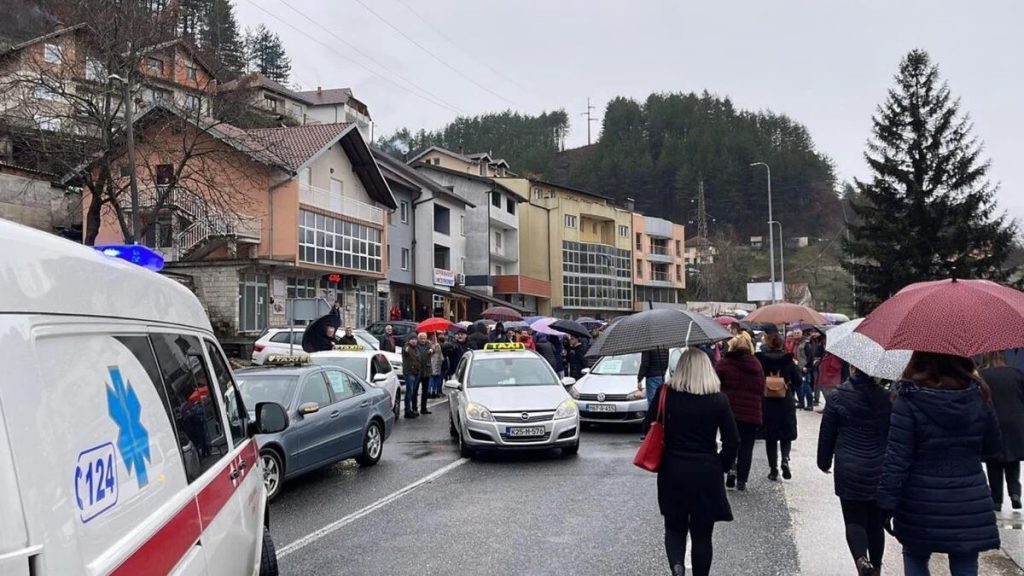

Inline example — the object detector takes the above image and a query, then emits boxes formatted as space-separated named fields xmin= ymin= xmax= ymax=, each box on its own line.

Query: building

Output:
xmin=84 ymin=104 xmax=395 ymax=349
xmin=683 ymin=235 xmax=716 ymax=266
xmin=632 ymin=214 xmax=686 ymax=310
xmin=505 ymin=177 xmax=633 ymax=318
xmin=0 ymin=161 xmax=79 ymax=238
xmin=409 ymin=146 xmax=513 ymax=178
xmin=219 ymin=73 xmax=308 ymax=125
xmin=297 ymin=87 xmax=372 ymax=140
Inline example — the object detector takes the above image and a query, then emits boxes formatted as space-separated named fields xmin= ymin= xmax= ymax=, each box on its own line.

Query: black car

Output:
xmin=366 ymin=321 xmax=418 ymax=342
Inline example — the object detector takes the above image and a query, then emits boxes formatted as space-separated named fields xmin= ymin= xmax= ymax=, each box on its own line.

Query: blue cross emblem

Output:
xmin=106 ymin=366 xmax=151 ymax=488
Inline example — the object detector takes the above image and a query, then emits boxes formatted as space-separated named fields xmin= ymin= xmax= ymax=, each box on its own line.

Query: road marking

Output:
xmin=277 ymin=457 xmax=469 ymax=557
xmin=427 ymin=397 xmax=449 ymax=408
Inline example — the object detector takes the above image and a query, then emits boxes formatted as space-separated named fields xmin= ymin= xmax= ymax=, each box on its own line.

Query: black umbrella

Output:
xmin=584 ymin=309 xmax=731 ymax=357
xmin=550 ymin=319 xmax=591 ymax=339
xmin=302 ymin=307 xmax=342 ymax=353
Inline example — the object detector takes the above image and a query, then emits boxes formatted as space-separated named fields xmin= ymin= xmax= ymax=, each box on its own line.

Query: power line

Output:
xmin=242 ymin=0 xmax=464 ymax=115
xmin=388 ymin=0 xmax=535 ymax=99
xmin=350 ymin=0 xmax=520 ymax=108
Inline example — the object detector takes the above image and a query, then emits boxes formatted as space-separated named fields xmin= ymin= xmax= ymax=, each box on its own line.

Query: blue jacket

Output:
xmin=817 ymin=372 xmax=892 ymax=501
xmin=877 ymin=382 xmax=1001 ymax=554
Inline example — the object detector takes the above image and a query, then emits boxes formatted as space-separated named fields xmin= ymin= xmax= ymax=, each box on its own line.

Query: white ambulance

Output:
xmin=0 ymin=219 xmax=287 ymax=576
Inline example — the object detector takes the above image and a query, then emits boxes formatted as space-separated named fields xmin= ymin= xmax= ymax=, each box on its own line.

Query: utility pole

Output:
xmin=110 ymin=47 xmax=140 ymax=244
xmin=580 ymin=97 xmax=597 ymax=146
xmin=693 ymin=181 xmax=710 ymax=299
xmin=750 ymin=162 xmax=776 ymax=302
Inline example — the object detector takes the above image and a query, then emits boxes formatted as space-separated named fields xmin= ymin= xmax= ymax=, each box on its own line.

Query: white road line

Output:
xmin=427 ymin=397 xmax=449 ymax=408
xmin=278 ymin=457 xmax=469 ymax=557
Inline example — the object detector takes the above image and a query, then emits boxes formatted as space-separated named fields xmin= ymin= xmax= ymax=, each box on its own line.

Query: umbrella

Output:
xmin=746 ymin=303 xmax=827 ymax=326
xmin=550 ymin=319 xmax=591 ymax=339
xmin=417 ymin=317 xmax=452 ymax=333
xmin=715 ymin=316 xmax=740 ymax=327
xmin=302 ymin=308 xmax=342 ymax=352
xmin=530 ymin=317 xmax=562 ymax=336
xmin=578 ymin=319 xmax=606 ymax=331
xmin=787 ymin=321 xmax=817 ymax=332
xmin=481 ymin=306 xmax=523 ymax=322
xmin=503 ymin=320 xmax=528 ymax=331
xmin=855 ymin=278 xmax=1024 ymax=357
xmin=584 ymin=309 xmax=732 ymax=357
xmin=524 ymin=315 xmax=545 ymax=325
xmin=821 ymin=312 xmax=851 ymax=325
xmin=825 ymin=318 xmax=911 ymax=380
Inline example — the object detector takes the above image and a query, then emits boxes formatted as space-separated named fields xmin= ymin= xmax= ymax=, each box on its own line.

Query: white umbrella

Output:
xmin=825 ymin=318 xmax=912 ymax=381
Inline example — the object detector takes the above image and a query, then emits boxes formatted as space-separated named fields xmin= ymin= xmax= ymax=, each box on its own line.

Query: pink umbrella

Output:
xmin=715 ymin=316 xmax=739 ymax=327
xmin=530 ymin=317 xmax=562 ymax=336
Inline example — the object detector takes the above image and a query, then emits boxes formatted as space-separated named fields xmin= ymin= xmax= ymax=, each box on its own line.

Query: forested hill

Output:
xmin=377 ymin=92 xmax=843 ymax=238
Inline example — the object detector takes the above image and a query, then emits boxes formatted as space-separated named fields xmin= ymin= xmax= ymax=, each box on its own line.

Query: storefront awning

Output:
xmin=450 ymin=287 xmax=531 ymax=314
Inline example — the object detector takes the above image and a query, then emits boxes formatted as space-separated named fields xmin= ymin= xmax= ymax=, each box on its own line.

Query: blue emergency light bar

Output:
xmin=95 ymin=244 xmax=165 ymax=271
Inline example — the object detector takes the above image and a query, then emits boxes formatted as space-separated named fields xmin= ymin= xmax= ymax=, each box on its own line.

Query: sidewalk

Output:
xmin=785 ymin=407 xmax=1024 ymax=575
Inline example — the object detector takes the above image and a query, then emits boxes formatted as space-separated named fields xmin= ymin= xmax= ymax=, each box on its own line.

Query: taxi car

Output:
xmin=235 ymin=355 xmax=395 ymax=500
xmin=574 ymin=353 xmax=649 ymax=425
xmin=0 ymin=220 xmax=285 ymax=576
xmin=445 ymin=343 xmax=580 ymax=458
xmin=309 ymin=345 xmax=402 ymax=419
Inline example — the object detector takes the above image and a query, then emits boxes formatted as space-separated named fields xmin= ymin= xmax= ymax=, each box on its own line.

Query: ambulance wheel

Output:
xmin=357 ymin=420 xmax=383 ymax=466
xmin=261 ymin=449 xmax=283 ymax=501
xmin=259 ymin=529 xmax=279 ymax=576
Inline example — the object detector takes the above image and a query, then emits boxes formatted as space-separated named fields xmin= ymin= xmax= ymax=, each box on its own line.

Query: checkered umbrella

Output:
xmin=481 ymin=306 xmax=523 ymax=322
xmin=825 ymin=318 xmax=911 ymax=380
xmin=584 ymin=309 xmax=731 ymax=358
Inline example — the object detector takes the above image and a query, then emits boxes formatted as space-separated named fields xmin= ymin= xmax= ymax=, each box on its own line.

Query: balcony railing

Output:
xmin=652 ymin=271 xmax=670 ymax=282
xmin=300 ymin=184 xmax=384 ymax=225
xmin=649 ymin=244 xmax=669 ymax=255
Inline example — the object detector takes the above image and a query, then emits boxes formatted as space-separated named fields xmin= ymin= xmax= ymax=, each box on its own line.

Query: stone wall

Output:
xmin=0 ymin=168 xmax=79 ymax=232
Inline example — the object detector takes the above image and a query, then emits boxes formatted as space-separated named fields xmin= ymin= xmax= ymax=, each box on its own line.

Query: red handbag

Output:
xmin=633 ymin=385 xmax=668 ymax=472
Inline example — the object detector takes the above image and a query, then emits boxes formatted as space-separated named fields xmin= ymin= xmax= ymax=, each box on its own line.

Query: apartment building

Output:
xmin=298 ymin=87 xmax=372 ymax=140
xmin=632 ymin=213 xmax=686 ymax=310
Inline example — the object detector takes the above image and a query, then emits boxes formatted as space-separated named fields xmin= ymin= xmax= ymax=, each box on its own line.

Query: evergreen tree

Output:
xmin=244 ymin=24 xmax=291 ymax=83
xmin=200 ymin=0 xmax=245 ymax=77
xmin=842 ymin=49 xmax=1017 ymax=314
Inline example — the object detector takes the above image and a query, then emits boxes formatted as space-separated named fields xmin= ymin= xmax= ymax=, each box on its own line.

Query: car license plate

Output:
xmin=505 ymin=426 xmax=546 ymax=437
xmin=588 ymin=403 xmax=616 ymax=413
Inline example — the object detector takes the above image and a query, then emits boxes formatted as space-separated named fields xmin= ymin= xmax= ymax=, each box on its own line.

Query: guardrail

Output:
xmin=299 ymin=184 xmax=384 ymax=225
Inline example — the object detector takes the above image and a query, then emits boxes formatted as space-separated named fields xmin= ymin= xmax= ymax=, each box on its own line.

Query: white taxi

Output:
xmin=0 ymin=220 xmax=286 ymax=576
xmin=445 ymin=343 xmax=581 ymax=458
xmin=308 ymin=345 xmax=402 ymax=419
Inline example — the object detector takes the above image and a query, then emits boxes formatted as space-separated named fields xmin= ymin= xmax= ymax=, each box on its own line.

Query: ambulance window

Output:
xmin=151 ymin=334 xmax=230 ymax=483
xmin=114 ymin=335 xmax=172 ymax=416
xmin=206 ymin=340 xmax=247 ymax=448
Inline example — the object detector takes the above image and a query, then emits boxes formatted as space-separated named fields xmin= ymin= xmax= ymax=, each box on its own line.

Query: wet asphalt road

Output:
xmin=269 ymin=398 xmax=1024 ymax=575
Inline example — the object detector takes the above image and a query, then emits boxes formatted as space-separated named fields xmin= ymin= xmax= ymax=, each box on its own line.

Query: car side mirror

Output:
xmin=581 ymin=368 xmax=590 ymax=375
xmin=443 ymin=379 xmax=461 ymax=391
xmin=372 ymin=372 xmax=389 ymax=383
xmin=255 ymin=402 xmax=289 ymax=434
xmin=298 ymin=402 xmax=320 ymax=416
xmin=560 ymin=377 xmax=577 ymax=388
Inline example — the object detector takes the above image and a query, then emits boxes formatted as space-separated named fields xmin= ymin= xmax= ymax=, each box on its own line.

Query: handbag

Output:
xmin=633 ymin=385 xmax=669 ymax=472
xmin=765 ymin=371 xmax=787 ymax=398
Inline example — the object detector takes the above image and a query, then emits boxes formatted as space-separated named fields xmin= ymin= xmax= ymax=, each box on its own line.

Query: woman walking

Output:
xmin=715 ymin=334 xmax=764 ymax=491
xmin=878 ymin=352 xmax=1001 ymax=576
xmin=650 ymin=347 xmax=739 ymax=576
xmin=979 ymin=351 xmax=1024 ymax=511
xmin=817 ymin=365 xmax=892 ymax=575
xmin=428 ymin=333 xmax=445 ymax=398
xmin=756 ymin=331 xmax=800 ymax=481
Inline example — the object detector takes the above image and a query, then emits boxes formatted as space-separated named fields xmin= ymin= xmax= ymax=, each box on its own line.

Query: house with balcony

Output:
xmin=632 ymin=214 xmax=686 ymax=311
xmin=683 ymin=235 xmax=716 ymax=266
xmin=297 ymin=87 xmax=372 ymax=140
xmin=218 ymin=73 xmax=309 ymax=126
xmin=412 ymin=156 xmax=537 ymax=317
xmin=410 ymin=146 xmax=513 ymax=178
xmin=83 ymin=104 xmax=395 ymax=349
xmin=501 ymin=177 xmax=633 ymax=319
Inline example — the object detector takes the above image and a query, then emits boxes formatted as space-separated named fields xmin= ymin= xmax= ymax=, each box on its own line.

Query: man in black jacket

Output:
xmin=379 ymin=324 xmax=398 ymax=353
xmin=443 ymin=329 xmax=468 ymax=378
xmin=467 ymin=324 xmax=488 ymax=350
xmin=638 ymin=348 xmax=670 ymax=403
xmin=567 ymin=335 xmax=587 ymax=380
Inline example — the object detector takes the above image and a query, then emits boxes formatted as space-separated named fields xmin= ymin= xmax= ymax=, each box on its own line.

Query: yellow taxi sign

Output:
xmin=483 ymin=342 xmax=525 ymax=351
xmin=265 ymin=354 xmax=310 ymax=366
xmin=332 ymin=344 xmax=366 ymax=351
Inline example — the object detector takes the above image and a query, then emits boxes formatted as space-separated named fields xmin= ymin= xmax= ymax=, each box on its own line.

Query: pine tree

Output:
xmin=200 ymin=0 xmax=244 ymax=77
xmin=244 ymin=24 xmax=291 ymax=84
xmin=842 ymin=49 xmax=1017 ymax=314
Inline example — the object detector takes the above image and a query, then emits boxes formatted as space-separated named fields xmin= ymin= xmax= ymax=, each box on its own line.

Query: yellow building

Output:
xmin=500 ymin=177 xmax=634 ymax=318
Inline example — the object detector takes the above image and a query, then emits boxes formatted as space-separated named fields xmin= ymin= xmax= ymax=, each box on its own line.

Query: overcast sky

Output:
xmin=236 ymin=0 xmax=1023 ymax=225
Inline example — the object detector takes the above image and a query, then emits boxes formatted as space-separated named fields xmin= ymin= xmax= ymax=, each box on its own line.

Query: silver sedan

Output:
xmin=445 ymin=348 xmax=580 ymax=458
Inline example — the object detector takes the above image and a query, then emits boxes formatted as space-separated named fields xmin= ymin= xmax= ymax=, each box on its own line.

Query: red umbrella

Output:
xmin=715 ymin=316 xmax=739 ymax=327
xmin=481 ymin=306 xmax=523 ymax=322
xmin=856 ymin=278 xmax=1024 ymax=356
xmin=416 ymin=317 xmax=452 ymax=333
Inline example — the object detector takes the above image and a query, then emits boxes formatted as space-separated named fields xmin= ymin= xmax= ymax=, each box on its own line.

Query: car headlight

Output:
xmin=554 ymin=399 xmax=578 ymax=420
xmin=465 ymin=402 xmax=494 ymax=422
xmin=628 ymin=388 xmax=646 ymax=401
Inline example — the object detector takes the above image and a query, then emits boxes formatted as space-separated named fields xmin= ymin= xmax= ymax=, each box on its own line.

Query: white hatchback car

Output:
xmin=251 ymin=328 xmax=304 ymax=365
xmin=574 ymin=353 xmax=648 ymax=424
xmin=308 ymin=347 xmax=402 ymax=419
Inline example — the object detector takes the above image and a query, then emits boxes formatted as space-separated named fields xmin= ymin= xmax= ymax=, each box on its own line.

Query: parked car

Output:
xmin=353 ymin=329 xmax=403 ymax=375
xmin=309 ymin=347 xmax=401 ymax=419
xmin=236 ymin=360 xmax=394 ymax=500
xmin=251 ymin=328 xmax=305 ymax=365
xmin=574 ymin=353 xmax=648 ymax=425
xmin=365 ymin=321 xmax=418 ymax=344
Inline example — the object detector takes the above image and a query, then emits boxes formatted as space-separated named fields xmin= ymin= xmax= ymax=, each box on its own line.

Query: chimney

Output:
xmin=624 ymin=197 xmax=635 ymax=211
xmin=317 ymin=86 xmax=322 ymax=96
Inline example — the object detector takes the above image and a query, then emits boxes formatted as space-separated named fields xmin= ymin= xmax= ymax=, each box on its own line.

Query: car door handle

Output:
xmin=238 ymin=459 xmax=248 ymax=471
xmin=229 ymin=467 xmax=241 ymax=480
xmin=360 ymin=400 xmax=370 ymax=407
xmin=330 ymin=410 xmax=340 ymax=419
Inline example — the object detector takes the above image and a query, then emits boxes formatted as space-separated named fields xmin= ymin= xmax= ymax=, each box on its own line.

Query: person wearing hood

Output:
xmin=716 ymin=334 xmax=765 ymax=491
xmin=878 ymin=352 xmax=1001 ymax=576
xmin=978 ymin=351 xmax=1024 ymax=511
xmin=817 ymin=365 xmax=893 ymax=576
xmin=756 ymin=331 xmax=801 ymax=482
xmin=535 ymin=334 xmax=558 ymax=370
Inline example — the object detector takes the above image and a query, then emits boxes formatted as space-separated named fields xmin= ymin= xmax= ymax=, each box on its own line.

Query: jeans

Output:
xmin=840 ymin=499 xmax=885 ymax=566
xmin=404 ymin=373 xmax=419 ymax=414
xmin=429 ymin=374 xmax=443 ymax=396
xmin=734 ymin=422 xmax=758 ymax=483
xmin=766 ymin=439 xmax=791 ymax=470
xmin=645 ymin=375 xmax=664 ymax=403
xmin=903 ymin=549 xmax=979 ymax=576
xmin=797 ymin=375 xmax=813 ymax=409
xmin=986 ymin=460 xmax=1022 ymax=506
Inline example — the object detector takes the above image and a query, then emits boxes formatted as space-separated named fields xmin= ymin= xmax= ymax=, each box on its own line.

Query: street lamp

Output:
xmin=109 ymin=72 xmax=140 ymax=244
xmin=769 ymin=220 xmax=785 ymax=302
xmin=750 ymin=162 xmax=776 ymax=302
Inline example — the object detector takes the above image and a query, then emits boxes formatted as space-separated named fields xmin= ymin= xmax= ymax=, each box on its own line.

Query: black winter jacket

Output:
xmin=535 ymin=337 xmax=558 ymax=370
xmin=817 ymin=373 xmax=892 ymax=501
xmin=638 ymin=348 xmax=670 ymax=383
xmin=756 ymin=349 xmax=799 ymax=442
xmin=878 ymin=382 xmax=1001 ymax=554
xmin=982 ymin=366 xmax=1024 ymax=462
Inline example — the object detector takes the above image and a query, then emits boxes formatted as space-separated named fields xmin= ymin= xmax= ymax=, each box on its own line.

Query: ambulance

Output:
xmin=0 ymin=219 xmax=286 ymax=576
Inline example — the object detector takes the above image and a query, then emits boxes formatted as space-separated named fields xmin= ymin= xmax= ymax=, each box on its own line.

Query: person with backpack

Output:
xmin=757 ymin=331 xmax=801 ymax=482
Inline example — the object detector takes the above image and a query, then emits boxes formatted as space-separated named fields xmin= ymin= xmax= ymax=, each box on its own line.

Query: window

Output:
xmin=33 ymin=115 xmax=61 ymax=131
xmin=637 ymin=259 xmax=643 ymax=278
xmin=400 ymin=201 xmax=409 ymax=223
xmin=206 ymin=340 xmax=246 ymax=447
xmin=532 ymin=187 xmax=543 ymax=200
xmin=263 ymin=95 xmax=279 ymax=111
xmin=492 ymin=192 xmax=501 ymax=208
xmin=460 ymin=215 xmax=465 ymax=236
xmin=495 ymin=264 xmax=503 ymax=276
xmin=676 ymin=265 xmax=682 ymax=282
xmin=564 ymin=214 xmax=577 ymax=228
xmin=479 ymin=163 xmax=487 ymax=176
xmin=618 ymin=225 xmax=629 ymax=238
xmin=155 ymin=164 xmax=174 ymax=188
xmin=324 ymin=370 xmax=364 ymax=400
xmin=185 ymin=65 xmax=197 ymax=80
xmin=434 ymin=244 xmax=450 ymax=270
xmin=506 ymin=197 xmax=516 ymax=215
xmin=460 ymin=256 xmax=466 ymax=274
xmin=386 ymin=243 xmax=391 ymax=268
xmin=433 ymin=204 xmax=450 ymax=235
xmin=33 ymin=86 xmax=58 ymax=101
xmin=494 ymin=231 xmax=502 ymax=249
xmin=85 ymin=58 xmax=105 ymax=82
xmin=300 ymin=373 xmax=332 ymax=406
xmin=560 ymin=240 xmax=634 ymax=310
xmin=298 ymin=209 xmax=383 ymax=272
xmin=150 ymin=334 xmax=229 ymax=483
xmin=146 ymin=57 xmax=163 ymax=74
xmin=286 ymin=277 xmax=317 ymax=299
xmin=183 ymin=94 xmax=200 ymax=111
xmin=238 ymin=273 xmax=268 ymax=333
xmin=675 ymin=240 xmax=682 ymax=255
xmin=636 ymin=233 xmax=643 ymax=250
xmin=288 ymin=102 xmax=302 ymax=119
xmin=142 ymin=87 xmax=170 ymax=104
xmin=401 ymin=248 xmax=410 ymax=270
xmin=300 ymin=167 xmax=312 ymax=187
xmin=43 ymin=43 xmax=60 ymax=64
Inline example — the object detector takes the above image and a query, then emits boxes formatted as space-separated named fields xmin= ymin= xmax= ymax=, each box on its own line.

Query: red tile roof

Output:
xmin=245 ymin=123 xmax=351 ymax=170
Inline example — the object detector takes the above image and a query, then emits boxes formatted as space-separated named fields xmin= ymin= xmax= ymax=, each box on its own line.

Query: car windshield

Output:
xmin=236 ymin=374 xmax=298 ymax=410
xmin=354 ymin=331 xmax=381 ymax=350
xmin=467 ymin=356 xmax=558 ymax=388
xmin=592 ymin=353 xmax=641 ymax=375
xmin=309 ymin=356 xmax=367 ymax=377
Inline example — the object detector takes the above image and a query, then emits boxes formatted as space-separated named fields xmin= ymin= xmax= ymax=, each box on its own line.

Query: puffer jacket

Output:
xmin=877 ymin=381 xmax=1001 ymax=554
xmin=715 ymin=350 xmax=765 ymax=426
xmin=817 ymin=372 xmax=892 ymax=500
